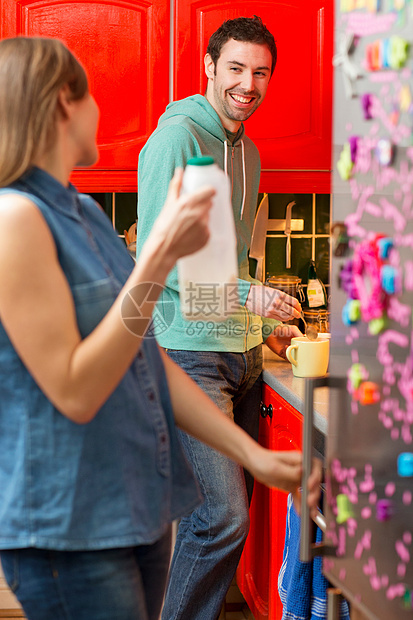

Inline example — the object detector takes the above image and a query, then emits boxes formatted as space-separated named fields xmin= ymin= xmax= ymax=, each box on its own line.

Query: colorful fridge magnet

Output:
xmin=390 ymin=103 xmax=401 ymax=126
xmin=366 ymin=36 xmax=410 ymax=71
xmin=400 ymin=85 xmax=412 ymax=112
xmin=337 ymin=143 xmax=354 ymax=180
xmin=352 ymin=235 xmax=387 ymax=322
xmin=348 ymin=363 xmax=369 ymax=390
xmin=361 ymin=93 xmax=374 ymax=119
xmin=336 ymin=494 xmax=355 ymax=524
xmin=337 ymin=137 xmax=362 ymax=180
xmin=340 ymin=234 xmax=401 ymax=334
xmin=368 ymin=316 xmax=388 ymax=335
xmin=366 ymin=40 xmax=381 ymax=71
xmin=349 ymin=135 xmax=360 ymax=162
xmin=401 ymin=587 xmax=413 ymax=610
xmin=342 ymin=299 xmax=362 ymax=325
xmin=389 ymin=0 xmax=413 ymax=26
xmin=333 ymin=32 xmax=362 ymax=98
xmin=378 ymin=237 xmax=394 ymax=259
xmin=375 ymin=139 xmax=394 ymax=166
xmin=376 ymin=499 xmax=395 ymax=521
xmin=340 ymin=0 xmax=381 ymax=11
xmin=357 ymin=381 xmax=381 ymax=405
xmin=340 ymin=259 xmax=358 ymax=298
xmin=398 ymin=452 xmax=413 ymax=477
xmin=381 ymin=265 xmax=399 ymax=294
xmin=390 ymin=36 xmax=410 ymax=68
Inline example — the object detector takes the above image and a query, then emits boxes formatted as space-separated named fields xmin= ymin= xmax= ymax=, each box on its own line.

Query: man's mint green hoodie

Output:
xmin=137 ymin=94 xmax=279 ymax=352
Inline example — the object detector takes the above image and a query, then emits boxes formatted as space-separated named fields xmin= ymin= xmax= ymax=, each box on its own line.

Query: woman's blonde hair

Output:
xmin=0 ymin=36 xmax=88 ymax=187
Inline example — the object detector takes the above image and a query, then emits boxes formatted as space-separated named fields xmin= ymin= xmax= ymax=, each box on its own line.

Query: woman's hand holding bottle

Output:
xmin=148 ymin=168 xmax=215 ymax=268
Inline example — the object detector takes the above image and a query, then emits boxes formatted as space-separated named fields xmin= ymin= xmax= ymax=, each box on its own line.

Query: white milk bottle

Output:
xmin=177 ymin=156 xmax=239 ymax=321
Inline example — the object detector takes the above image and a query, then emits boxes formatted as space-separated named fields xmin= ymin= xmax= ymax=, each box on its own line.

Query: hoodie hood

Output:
xmin=159 ymin=94 xmax=245 ymax=145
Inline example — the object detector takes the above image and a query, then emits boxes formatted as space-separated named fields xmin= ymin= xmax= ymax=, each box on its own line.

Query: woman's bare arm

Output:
xmin=161 ymin=349 xmax=303 ymax=494
xmin=0 ymin=170 xmax=213 ymax=423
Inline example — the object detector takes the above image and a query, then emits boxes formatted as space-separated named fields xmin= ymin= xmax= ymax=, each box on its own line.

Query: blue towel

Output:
xmin=278 ymin=494 xmax=350 ymax=620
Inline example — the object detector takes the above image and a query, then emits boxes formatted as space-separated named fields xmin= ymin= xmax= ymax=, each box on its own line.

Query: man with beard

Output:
xmin=137 ymin=16 xmax=302 ymax=620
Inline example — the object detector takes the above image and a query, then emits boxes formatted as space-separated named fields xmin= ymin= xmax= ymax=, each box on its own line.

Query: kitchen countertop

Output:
xmin=262 ymin=347 xmax=329 ymax=456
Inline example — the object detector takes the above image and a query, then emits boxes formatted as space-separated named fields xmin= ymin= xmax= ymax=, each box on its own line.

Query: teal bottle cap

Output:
xmin=186 ymin=156 xmax=214 ymax=166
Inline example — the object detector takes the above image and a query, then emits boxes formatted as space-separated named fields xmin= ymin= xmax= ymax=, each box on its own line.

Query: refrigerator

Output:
xmin=301 ymin=2 xmax=413 ymax=619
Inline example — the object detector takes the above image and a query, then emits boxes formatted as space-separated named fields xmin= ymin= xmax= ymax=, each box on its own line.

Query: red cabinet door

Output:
xmin=267 ymin=385 xmax=303 ymax=619
xmin=0 ymin=0 xmax=169 ymax=191
xmin=237 ymin=383 xmax=303 ymax=620
xmin=174 ymin=0 xmax=333 ymax=193
xmin=237 ymin=402 xmax=272 ymax=619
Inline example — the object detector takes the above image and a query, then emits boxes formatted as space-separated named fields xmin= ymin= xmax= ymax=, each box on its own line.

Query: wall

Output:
xmin=258 ymin=192 xmax=332 ymax=299
xmin=90 ymin=190 xmax=332 ymax=304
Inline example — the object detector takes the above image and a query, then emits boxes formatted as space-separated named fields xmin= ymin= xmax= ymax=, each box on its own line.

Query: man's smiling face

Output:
xmin=205 ymin=39 xmax=272 ymax=132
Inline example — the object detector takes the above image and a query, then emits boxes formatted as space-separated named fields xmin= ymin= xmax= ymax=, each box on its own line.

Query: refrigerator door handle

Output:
xmin=313 ymin=510 xmax=327 ymax=533
xmin=300 ymin=376 xmax=346 ymax=562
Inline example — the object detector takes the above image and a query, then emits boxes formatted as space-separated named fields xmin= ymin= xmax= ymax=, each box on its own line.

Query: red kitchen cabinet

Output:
xmin=237 ymin=383 xmax=303 ymax=620
xmin=0 ymin=0 xmax=169 ymax=191
xmin=174 ymin=0 xmax=334 ymax=193
xmin=0 ymin=1 xmax=333 ymax=193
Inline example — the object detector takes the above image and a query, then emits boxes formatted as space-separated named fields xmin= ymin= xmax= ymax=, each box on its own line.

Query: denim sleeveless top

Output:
xmin=0 ymin=167 xmax=201 ymax=550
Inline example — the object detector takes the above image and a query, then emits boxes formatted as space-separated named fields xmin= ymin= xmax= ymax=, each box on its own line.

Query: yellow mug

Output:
xmin=286 ymin=336 xmax=330 ymax=378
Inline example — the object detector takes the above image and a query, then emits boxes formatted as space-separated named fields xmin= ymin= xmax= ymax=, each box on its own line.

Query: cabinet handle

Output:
xmin=300 ymin=376 xmax=345 ymax=562
xmin=260 ymin=402 xmax=273 ymax=419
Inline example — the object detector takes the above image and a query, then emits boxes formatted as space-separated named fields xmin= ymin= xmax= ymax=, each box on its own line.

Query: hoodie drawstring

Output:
xmin=224 ymin=140 xmax=228 ymax=178
xmin=240 ymin=140 xmax=246 ymax=220
xmin=223 ymin=139 xmax=246 ymax=220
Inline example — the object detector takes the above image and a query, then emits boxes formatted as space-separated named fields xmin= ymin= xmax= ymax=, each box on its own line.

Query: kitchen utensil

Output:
xmin=300 ymin=310 xmax=318 ymax=340
xmin=284 ymin=201 xmax=296 ymax=269
xmin=250 ymin=193 xmax=269 ymax=282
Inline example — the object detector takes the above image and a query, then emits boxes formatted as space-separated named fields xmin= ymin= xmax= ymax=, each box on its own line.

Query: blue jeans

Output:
xmin=162 ymin=346 xmax=263 ymax=620
xmin=0 ymin=528 xmax=171 ymax=620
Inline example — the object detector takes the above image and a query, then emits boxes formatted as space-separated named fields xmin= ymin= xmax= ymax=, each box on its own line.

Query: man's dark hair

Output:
xmin=206 ymin=15 xmax=277 ymax=76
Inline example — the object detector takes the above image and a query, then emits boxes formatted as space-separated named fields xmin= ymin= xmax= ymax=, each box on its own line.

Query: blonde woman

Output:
xmin=0 ymin=37 xmax=319 ymax=620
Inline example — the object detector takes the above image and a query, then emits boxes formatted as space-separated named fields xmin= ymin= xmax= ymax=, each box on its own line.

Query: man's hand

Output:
xmin=265 ymin=324 xmax=303 ymax=360
xmin=245 ymin=285 xmax=301 ymax=322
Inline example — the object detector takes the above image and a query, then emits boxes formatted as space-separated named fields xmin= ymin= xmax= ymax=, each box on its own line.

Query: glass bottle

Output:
xmin=306 ymin=260 xmax=327 ymax=309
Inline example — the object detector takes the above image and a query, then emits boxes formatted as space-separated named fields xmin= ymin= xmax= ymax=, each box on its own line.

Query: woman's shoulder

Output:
xmin=0 ymin=187 xmax=36 ymax=205
xmin=0 ymin=190 xmax=52 ymax=248
xmin=0 ymin=189 xmax=41 ymax=220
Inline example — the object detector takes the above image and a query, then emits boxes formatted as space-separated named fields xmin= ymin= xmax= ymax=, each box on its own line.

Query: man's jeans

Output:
xmin=162 ymin=345 xmax=263 ymax=620
xmin=0 ymin=528 xmax=171 ymax=620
